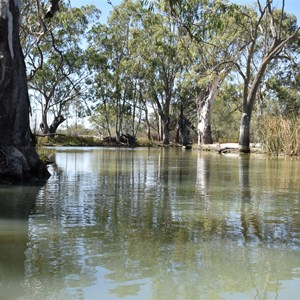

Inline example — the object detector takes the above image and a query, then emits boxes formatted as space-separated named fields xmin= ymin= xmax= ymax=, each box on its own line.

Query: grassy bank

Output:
xmin=38 ymin=135 xmax=103 ymax=147
xmin=36 ymin=117 xmax=300 ymax=158
xmin=36 ymin=134 xmax=157 ymax=148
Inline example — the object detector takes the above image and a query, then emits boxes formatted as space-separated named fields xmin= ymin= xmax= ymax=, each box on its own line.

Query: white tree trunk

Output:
xmin=197 ymin=74 xmax=222 ymax=146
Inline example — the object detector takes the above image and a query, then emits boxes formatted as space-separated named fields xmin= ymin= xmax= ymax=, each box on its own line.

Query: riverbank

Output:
xmin=37 ymin=135 xmax=265 ymax=154
xmin=37 ymin=134 xmax=154 ymax=147
xmin=199 ymin=142 xmax=263 ymax=154
xmin=37 ymin=135 xmax=299 ymax=157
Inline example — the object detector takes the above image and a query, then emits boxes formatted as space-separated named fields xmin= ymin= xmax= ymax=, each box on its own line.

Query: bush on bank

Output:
xmin=258 ymin=115 xmax=300 ymax=156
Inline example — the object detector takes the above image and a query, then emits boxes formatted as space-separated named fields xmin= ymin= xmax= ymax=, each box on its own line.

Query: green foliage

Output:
xmin=265 ymin=59 xmax=300 ymax=116
xmin=86 ymin=0 xmax=185 ymax=143
xmin=22 ymin=0 xmax=100 ymax=133
xmin=23 ymin=0 xmax=300 ymax=151
xmin=212 ymin=83 xmax=241 ymax=143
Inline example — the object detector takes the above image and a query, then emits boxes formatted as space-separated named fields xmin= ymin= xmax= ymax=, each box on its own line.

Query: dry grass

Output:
xmin=259 ymin=116 xmax=300 ymax=156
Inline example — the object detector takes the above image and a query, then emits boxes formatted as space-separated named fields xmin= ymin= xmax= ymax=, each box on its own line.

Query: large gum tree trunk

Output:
xmin=0 ymin=0 xmax=50 ymax=183
xmin=197 ymin=75 xmax=221 ymax=146
xmin=239 ymin=112 xmax=251 ymax=153
xmin=239 ymin=59 xmax=269 ymax=153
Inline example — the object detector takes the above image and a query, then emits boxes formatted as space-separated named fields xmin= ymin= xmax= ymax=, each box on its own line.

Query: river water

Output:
xmin=0 ymin=147 xmax=300 ymax=300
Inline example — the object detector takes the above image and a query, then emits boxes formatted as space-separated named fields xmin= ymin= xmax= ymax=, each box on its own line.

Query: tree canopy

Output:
xmin=8 ymin=0 xmax=300 ymax=154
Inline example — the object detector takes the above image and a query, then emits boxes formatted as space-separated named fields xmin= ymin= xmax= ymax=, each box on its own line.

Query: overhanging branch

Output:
xmin=45 ymin=0 xmax=60 ymax=18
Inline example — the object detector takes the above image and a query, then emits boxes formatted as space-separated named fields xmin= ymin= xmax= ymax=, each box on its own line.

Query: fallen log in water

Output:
xmin=196 ymin=143 xmax=263 ymax=154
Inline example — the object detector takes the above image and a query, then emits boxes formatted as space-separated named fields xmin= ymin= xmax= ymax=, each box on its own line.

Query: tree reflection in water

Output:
xmin=0 ymin=184 xmax=41 ymax=299
xmin=7 ymin=148 xmax=300 ymax=299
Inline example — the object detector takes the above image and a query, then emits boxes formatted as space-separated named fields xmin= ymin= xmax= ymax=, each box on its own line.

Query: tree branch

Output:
xmin=45 ymin=0 xmax=60 ymax=18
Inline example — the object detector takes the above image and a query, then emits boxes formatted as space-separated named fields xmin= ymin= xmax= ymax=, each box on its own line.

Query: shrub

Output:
xmin=258 ymin=115 xmax=300 ymax=156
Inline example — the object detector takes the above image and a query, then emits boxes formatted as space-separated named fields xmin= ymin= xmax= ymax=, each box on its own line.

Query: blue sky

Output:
xmin=70 ymin=0 xmax=300 ymax=24
xmin=70 ymin=0 xmax=122 ymax=21
xmin=231 ymin=0 xmax=300 ymax=23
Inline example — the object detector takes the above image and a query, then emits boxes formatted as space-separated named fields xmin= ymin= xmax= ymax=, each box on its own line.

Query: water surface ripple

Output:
xmin=0 ymin=147 xmax=300 ymax=299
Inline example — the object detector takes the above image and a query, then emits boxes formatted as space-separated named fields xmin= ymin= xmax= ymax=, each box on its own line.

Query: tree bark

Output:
xmin=40 ymin=114 xmax=66 ymax=135
xmin=40 ymin=109 xmax=49 ymax=134
xmin=237 ymin=1 xmax=300 ymax=153
xmin=179 ymin=105 xmax=189 ymax=146
xmin=49 ymin=115 xmax=66 ymax=135
xmin=239 ymin=57 xmax=270 ymax=153
xmin=197 ymin=75 xmax=221 ymax=146
xmin=162 ymin=116 xmax=170 ymax=145
xmin=0 ymin=0 xmax=50 ymax=183
xmin=144 ymin=105 xmax=152 ymax=142
xmin=239 ymin=112 xmax=251 ymax=153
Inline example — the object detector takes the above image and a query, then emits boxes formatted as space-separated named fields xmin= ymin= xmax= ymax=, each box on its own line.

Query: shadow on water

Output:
xmin=0 ymin=184 xmax=42 ymax=299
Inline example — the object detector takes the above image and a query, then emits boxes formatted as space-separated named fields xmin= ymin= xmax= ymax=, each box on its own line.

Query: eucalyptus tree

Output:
xmin=211 ymin=81 xmax=242 ymax=142
xmin=22 ymin=1 xmax=100 ymax=135
xmin=0 ymin=0 xmax=60 ymax=182
xmin=87 ymin=0 xmax=147 ymax=142
xmin=265 ymin=46 xmax=300 ymax=116
xmin=173 ymin=82 xmax=198 ymax=145
xmin=131 ymin=5 xmax=184 ymax=144
xmin=232 ymin=0 xmax=299 ymax=152
xmin=151 ymin=0 xmax=243 ymax=145
xmin=146 ymin=0 xmax=299 ymax=151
